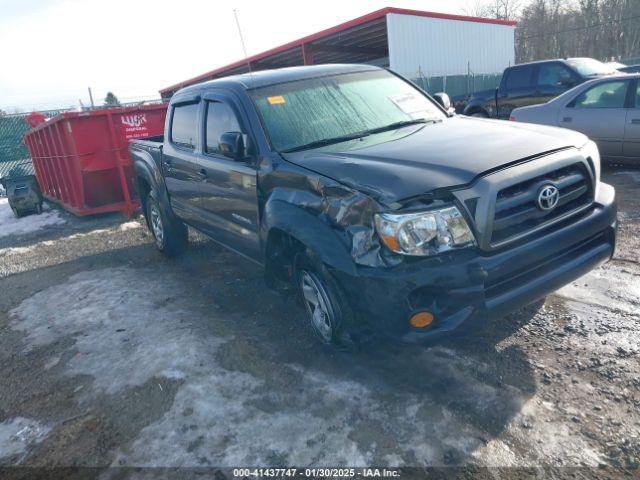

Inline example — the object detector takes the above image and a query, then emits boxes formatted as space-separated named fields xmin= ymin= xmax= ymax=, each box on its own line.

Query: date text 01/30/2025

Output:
xmin=232 ymin=468 xmax=401 ymax=477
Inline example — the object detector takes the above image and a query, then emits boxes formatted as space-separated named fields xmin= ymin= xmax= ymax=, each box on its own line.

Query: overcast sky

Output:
xmin=0 ymin=0 xmax=474 ymax=111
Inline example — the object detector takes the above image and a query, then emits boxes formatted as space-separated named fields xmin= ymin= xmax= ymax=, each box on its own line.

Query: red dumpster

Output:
xmin=23 ymin=104 xmax=168 ymax=217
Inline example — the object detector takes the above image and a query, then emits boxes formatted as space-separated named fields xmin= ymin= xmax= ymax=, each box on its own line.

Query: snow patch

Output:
xmin=10 ymin=267 xmax=221 ymax=394
xmin=556 ymin=265 xmax=640 ymax=314
xmin=66 ymin=228 xmax=109 ymax=240
xmin=0 ymin=417 xmax=50 ymax=463
xmin=9 ymin=267 xmax=497 ymax=467
xmin=0 ymin=198 xmax=65 ymax=238
xmin=119 ymin=221 xmax=141 ymax=231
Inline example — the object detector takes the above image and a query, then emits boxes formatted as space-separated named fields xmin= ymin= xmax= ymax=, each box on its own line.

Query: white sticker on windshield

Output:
xmin=389 ymin=92 xmax=427 ymax=115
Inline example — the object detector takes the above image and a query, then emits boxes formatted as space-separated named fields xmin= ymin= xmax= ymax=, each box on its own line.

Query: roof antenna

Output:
xmin=233 ymin=9 xmax=253 ymax=78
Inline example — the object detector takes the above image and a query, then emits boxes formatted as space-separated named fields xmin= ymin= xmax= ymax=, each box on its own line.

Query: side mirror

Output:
xmin=433 ymin=92 xmax=451 ymax=111
xmin=218 ymin=131 xmax=245 ymax=160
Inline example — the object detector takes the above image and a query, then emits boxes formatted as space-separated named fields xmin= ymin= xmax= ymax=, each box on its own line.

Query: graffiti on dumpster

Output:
xmin=121 ymin=114 xmax=149 ymax=139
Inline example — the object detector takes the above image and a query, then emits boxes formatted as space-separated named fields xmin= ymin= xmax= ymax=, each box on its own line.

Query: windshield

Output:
xmin=566 ymin=58 xmax=617 ymax=77
xmin=250 ymin=70 xmax=445 ymax=152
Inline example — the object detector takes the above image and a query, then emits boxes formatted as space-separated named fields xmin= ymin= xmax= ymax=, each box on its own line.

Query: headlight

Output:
xmin=374 ymin=206 xmax=476 ymax=256
xmin=580 ymin=140 xmax=601 ymax=196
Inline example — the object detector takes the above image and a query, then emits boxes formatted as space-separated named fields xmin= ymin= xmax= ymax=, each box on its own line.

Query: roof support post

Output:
xmin=302 ymin=43 xmax=314 ymax=65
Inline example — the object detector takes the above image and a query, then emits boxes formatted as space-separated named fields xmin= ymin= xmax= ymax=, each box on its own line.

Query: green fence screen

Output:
xmin=411 ymin=73 xmax=503 ymax=99
xmin=0 ymin=109 xmax=70 ymax=180
xmin=0 ymin=115 xmax=31 ymax=165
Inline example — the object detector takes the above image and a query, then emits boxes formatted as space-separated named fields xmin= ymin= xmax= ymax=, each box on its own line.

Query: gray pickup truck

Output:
xmin=130 ymin=64 xmax=616 ymax=346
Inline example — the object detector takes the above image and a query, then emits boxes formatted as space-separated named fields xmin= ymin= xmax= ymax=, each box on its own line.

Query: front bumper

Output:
xmin=334 ymin=183 xmax=617 ymax=342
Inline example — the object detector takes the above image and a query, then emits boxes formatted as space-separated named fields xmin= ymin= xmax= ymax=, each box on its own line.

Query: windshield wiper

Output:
xmin=282 ymin=131 xmax=371 ymax=153
xmin=363 ymin=118 xmax=436 ymax=135
xmin=281 ymin=118 xmax=438 ymax=153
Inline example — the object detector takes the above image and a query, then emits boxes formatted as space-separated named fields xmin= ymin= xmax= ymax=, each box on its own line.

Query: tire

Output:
xmin=295 ymin=253 xmax=355 ymax=347
xmin=470 ymin=111 xmax=489 ymax=118
xmin=145 ymin=191 xmax=188 ymax=257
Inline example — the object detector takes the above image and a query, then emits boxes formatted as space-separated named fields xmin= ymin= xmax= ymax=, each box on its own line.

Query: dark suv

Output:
xmin=130 ymin=64 xmax=616 ymax=346
xmin=463 ymin=58 xmax=618 ymax=119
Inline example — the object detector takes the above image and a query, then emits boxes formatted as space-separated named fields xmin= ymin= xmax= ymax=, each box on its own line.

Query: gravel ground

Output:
xmin=0 ymin=168 xmax=638 ymax=477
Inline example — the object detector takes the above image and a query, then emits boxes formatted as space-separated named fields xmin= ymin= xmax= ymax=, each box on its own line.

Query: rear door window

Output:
xmin=572 ymin=80 xmax=630 ymax=109
xmin=205 ymin=101 xmax=242 ymax=154
xmin=505 ymin=66 xmax=533 ymax=89
xmin=170 ymin=103 xmax=199 ymax=149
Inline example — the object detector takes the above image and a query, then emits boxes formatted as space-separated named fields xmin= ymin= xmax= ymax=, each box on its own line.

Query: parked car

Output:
xmin=510 ymin=73 xmax=640 ymax=163
xmin=130 ymin=64 xmax=616 ymax=346
xmin=0 ymin=174 xmax=43 ymax=218
xmin=619 ymin=64 xmax=640 ymax=74
xmin=463 ymin=58 xmax=618 ymax=119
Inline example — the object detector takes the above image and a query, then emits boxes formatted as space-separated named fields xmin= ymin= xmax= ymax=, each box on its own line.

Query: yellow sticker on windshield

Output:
xmin=267 ymin=95 xmax=286 ymax=105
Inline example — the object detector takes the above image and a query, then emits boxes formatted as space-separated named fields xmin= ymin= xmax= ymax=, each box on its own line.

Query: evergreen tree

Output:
xmin=104 ymin=92 xmax=121 ymax=107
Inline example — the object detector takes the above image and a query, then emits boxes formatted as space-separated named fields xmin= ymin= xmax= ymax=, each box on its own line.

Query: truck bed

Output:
xmin=130 ymin=135 xmax=163 ymax=149
xmin=129 ymin=135 xmax=164 ymax=173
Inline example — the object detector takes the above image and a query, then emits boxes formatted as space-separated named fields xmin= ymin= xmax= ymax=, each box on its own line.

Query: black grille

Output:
xmin=491 ymin=163 xmax=593 ymax=245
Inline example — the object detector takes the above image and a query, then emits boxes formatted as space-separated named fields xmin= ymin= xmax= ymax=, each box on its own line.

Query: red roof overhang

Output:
xmin=159 ymin=7 xmax=517 ymax=95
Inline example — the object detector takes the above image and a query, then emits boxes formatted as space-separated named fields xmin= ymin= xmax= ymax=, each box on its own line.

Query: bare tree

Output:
xmin=465 ymin=0 xmax=523 ymax=20
xmin=514 ymin=0 xmax=640 ymax=63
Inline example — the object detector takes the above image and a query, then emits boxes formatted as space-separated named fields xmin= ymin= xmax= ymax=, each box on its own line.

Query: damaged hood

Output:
xmin=281 ymin=116 xmax=588 ymax=205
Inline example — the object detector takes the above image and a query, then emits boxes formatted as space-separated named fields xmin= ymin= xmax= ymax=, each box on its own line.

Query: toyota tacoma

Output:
xmin=130 ymin=64 xmax=616 ymax=345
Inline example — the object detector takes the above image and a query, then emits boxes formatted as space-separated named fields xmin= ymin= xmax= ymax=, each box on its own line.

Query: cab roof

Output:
xmin=174 ymin=64 xmax=381 ymax=97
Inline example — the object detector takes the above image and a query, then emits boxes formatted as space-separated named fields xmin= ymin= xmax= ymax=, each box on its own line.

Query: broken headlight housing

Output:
xmin=374 ymin=206 xmax=476 ymax=256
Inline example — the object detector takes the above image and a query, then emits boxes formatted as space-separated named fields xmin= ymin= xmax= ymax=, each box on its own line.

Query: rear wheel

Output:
xmin=146 ymin=192 xmax=188 ymax=256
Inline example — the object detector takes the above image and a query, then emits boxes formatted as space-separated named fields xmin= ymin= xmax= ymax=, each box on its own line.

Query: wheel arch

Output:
xmin=262 ymin=199 xmax=358 ymax=289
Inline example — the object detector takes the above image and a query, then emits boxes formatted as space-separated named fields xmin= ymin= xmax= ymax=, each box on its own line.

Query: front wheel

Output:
xmin=470 ymin=111 xmax=489 ymax=118
xmin=146 ymin=192 xmax=188 ymax=257
xmin=296 ymin=255 xmax=355 ymax=347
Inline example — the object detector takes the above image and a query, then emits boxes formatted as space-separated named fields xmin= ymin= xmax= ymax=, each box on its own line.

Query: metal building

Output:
xmin=160 ymin=7 xmax=516 ymax=99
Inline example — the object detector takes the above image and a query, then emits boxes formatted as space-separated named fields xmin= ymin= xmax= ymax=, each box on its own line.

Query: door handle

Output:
xmin=197 ymin=168 xmax=207 ymax=180
xmin=562 ymin=117 xmax=572 ymax=123
xmin=164 ymin=159 xmax=173 ymax=172
xmin=631 ymin=119 xmax=640 ymax=125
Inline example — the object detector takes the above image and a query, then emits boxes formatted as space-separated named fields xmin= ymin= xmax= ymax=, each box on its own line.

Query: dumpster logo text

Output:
xmin=121 ymin=114 xmax=149 ymax=139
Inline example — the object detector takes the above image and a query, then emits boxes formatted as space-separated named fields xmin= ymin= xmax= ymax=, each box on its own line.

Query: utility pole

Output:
xmin=88 ymin=87 xmax=95 ymax=109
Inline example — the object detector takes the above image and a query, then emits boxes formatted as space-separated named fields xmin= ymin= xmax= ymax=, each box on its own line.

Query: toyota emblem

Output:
xmin=537 ymin=184 xmax=560 ymax=211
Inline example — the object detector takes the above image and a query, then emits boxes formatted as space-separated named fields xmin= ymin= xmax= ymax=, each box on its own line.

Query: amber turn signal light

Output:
xmin=409 ymin=311 xmax=434 ymax=328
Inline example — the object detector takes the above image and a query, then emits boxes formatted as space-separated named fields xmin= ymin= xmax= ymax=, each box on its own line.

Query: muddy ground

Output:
xmin=0 ymin=168 xmax=638 ymax=477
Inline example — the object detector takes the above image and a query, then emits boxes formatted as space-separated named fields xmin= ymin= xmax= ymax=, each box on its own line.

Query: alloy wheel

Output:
xmin=149 ymin=203 xmax=164 ymax=249
xmin=299 ymin=270 xmax=334 ymax=343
